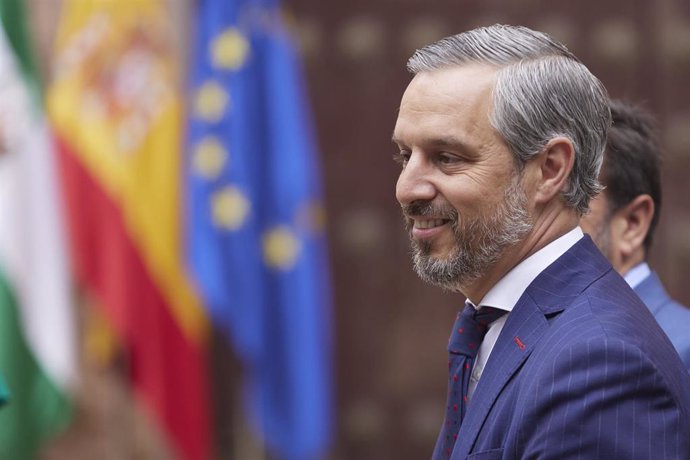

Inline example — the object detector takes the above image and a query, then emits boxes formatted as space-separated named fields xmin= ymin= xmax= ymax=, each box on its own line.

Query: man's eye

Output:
xmin=393 ymin=151 xmax=410 ymax=166
xmin=438 ymin=153 xmax=460 ymax=165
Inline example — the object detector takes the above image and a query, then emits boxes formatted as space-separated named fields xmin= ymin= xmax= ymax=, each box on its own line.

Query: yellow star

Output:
xmin=194 ymin=80 xmax=229 ymax=122
xmin=263 ymin=226 xmax=301 ymax=270
xmin=192 ymin=136 xmax=228 ymax=179
xmin=211 ymin=186 xmax=250 ymax=230
xmin=211 ymin=27 xmax=250 ymax=70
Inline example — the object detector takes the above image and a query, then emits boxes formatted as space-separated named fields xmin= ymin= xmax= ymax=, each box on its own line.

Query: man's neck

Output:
xmin=617 ymin=250 xmax=646 ymax=277
xmin=462 ymin=205 xmax=579 ymax=304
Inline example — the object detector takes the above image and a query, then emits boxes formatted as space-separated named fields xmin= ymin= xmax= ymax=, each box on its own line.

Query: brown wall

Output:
xmin=27 ymin=0 xmax=690 ymax=459
xmin=290 ymin=1 xmax=690 ymax=458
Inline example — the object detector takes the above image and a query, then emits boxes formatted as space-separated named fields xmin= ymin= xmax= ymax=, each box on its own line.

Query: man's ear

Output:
xmin=533 ymin=137 xmax=575 ymax=205
xmin=612 ymin=194 xmax=654 ymax=259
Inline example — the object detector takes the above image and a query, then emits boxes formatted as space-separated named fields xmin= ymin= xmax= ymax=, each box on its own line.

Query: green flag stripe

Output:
xmin=0 ymin=0 xmax=41 ymax=99
xmin=0 ymin=270 xmax=71 ymax=458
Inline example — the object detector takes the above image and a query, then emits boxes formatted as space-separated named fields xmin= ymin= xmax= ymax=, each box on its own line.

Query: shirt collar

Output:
xmin=467 ymin=227 xmax=584 ymax=312
xmin=623 ymin=262 xmax=651 ymax=289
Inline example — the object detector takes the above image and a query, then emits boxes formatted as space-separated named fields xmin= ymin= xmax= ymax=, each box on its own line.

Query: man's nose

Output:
xmin=395 ymin=153 xmax=436 ymax=206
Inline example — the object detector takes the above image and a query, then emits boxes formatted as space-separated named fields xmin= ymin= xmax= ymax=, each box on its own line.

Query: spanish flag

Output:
xmin=47 ymin=1 xmax=210 ymax=459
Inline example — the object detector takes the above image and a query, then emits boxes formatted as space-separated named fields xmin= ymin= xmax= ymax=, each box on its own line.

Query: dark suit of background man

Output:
xmin=392 ymin=24 xmax=690 ymax=459
xmin=581 ymin=100 xmax=690 ymax=371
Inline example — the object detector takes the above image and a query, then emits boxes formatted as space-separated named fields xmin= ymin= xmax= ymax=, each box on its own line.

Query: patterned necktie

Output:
xmin=432 ymin=302 xmax=507 ymax=460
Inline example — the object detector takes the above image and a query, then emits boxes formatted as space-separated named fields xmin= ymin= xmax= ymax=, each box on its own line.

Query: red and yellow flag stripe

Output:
xmin=47 ymin=2 xmax=210 ymax=458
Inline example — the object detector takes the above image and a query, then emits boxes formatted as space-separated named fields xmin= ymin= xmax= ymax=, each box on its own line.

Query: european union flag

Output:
xmin=185 ymin=0 xmax=333 ymax=458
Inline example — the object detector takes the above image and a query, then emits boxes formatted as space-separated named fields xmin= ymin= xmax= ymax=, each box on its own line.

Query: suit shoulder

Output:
xmin=514 ymin=335 xmax=690 ymax=458
xmin=543 ymin=270 xmax=658 ymax=345
xmin=529 ymin=275 xmax=689 ymax=401
xmin=655 ymin=297 xmax=690 ymax=323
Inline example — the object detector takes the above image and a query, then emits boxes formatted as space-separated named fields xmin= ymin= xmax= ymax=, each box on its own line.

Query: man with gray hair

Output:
xmin=392 ymin=25 xmax=690 ymax=459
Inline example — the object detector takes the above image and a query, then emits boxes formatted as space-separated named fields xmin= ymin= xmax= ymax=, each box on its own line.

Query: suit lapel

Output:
xmin=451 ymin=236 xmax=612 ymax=458
xmin=451 ymin=294 xmax=549 ymax=458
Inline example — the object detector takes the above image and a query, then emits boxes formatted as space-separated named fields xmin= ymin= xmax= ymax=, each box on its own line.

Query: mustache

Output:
xmin=401 ymin=201 xmax=459 ymax=233
xmin=401 ymin=201 xmax=458 ymax=219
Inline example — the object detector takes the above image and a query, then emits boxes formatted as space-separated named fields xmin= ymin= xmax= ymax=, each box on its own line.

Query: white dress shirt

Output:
xmin=466 ymin=227 xmax=584 ymax=397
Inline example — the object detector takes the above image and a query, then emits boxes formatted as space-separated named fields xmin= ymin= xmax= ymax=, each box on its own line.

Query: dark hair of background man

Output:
xmin=601 ymin=101 xmax=662 ymax=251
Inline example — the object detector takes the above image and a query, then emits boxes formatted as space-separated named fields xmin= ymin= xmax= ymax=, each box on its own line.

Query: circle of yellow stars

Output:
xmin=194 ymin=25 xmax=324 ymax=271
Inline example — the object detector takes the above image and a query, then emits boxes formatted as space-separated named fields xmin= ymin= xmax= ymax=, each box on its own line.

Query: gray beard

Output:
xmin=404 ymin=175 xmax=533 ymax=292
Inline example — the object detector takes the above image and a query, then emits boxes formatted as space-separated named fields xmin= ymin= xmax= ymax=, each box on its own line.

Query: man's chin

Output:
xmin=411 ymin=237 xmax=457 ymax=260
xmin=412 ymin=249 xmax=461 ymax=286
xmin=412 ymin=263 xmax=463 ymax=292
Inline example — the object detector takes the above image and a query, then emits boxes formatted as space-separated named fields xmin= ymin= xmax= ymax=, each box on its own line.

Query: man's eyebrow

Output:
xmin=391 ymin=135 xmax=472 ymax=150
xmin=428 ymin=136 xmax=471 ymax=150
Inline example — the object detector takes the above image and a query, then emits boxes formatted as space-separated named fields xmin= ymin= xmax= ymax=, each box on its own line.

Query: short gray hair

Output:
xmin=407 ymin=25 xmax=611 ymax=214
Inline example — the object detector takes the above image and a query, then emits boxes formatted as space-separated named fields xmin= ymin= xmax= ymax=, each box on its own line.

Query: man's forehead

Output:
xmin=394 ymin=68 xmax=502 ymax=149
xmin=398 ymin=65 xmax=497 ymax=118
xmin=406 ymin=64 xmax=498 ymax=92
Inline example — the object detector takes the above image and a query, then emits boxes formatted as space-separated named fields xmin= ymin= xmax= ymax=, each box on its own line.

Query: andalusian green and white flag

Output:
xmin=0 ymin=0 xmax=76 ymax=457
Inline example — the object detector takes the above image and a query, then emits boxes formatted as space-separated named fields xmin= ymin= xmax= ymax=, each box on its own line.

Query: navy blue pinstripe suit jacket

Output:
xmin=450 ymin=236 xmax=690 ymax=459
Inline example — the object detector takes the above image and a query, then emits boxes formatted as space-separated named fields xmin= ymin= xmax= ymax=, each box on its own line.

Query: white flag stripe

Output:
xmin=0 ymin=20 xmax=76 ymax=390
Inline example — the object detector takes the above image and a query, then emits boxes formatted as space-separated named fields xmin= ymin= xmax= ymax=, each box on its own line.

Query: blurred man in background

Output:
xmin=581 ymin=99 xmax=690 ymax=370
xmin=393 ymin=24 xmax=690 ymax=459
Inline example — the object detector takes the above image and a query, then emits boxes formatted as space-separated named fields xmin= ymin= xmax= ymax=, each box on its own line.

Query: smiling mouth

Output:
xmin=413 ymin=218 xmax=451 ymax=230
